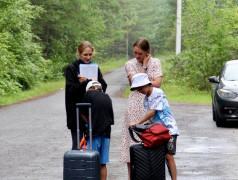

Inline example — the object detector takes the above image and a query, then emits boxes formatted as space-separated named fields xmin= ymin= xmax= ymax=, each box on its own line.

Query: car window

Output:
xmin=224 ymin=64 xmax=238 ymax=81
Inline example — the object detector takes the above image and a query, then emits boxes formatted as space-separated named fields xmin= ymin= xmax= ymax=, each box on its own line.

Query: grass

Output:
xmin=0 ymin=55 xmax=212 ymax=106
xmin=162 ymin=84 xmax=211 ymax=104
xmin=98 ymin=58 xmax=127 ymax=73
xmin=123 ymin=54 xmax=212 ymax=104
xmin=155 ymin=50 xmax=175 ymax=60
xmin=123 ymin=85 xmax=211 ymax=104
xmin=0 ymin=58 xmax=127 ymax=106
xmin=161 ymin=59 xmax=212 ymax=104
xmin=0 ymin=80 xmax=65 ymax=106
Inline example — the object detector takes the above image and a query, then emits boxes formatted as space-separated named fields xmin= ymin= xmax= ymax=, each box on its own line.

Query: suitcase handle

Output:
xmin=76 ymin=103 xmax=93 ymax=150
xmin=76 ymin=103 xmax=91 ymax=108
xmin=128 ymin=126 xmax=141 ymax=144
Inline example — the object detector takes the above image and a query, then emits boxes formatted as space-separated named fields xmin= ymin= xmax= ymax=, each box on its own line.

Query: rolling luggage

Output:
xmin=130 ymin=144 xmax=166 ymax=180
xmin=63 ymin=103 xmax=100 ymax=180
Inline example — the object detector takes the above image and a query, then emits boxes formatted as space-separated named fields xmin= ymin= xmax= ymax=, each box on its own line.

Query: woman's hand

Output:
xmin=78 ymin=75 xmax=87 ymax=83
xmin=143 ymin=54 xmax=151 ymax=67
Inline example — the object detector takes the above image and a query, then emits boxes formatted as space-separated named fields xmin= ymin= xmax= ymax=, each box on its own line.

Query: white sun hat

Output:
xmin=130 ymin=73 xmax=152 ymax=91
xmin=86 ymin=80 xmax=102 ymax=91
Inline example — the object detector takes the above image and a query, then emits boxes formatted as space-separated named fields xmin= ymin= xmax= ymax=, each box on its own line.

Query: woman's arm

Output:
xmin=81 ymin=114 xmax=89 ymax=123
xmin=127 ymin=55 xmax=151 ymax=85
xmin=127 ymin=74 xmax=134 ymax=86
xmin=66 ymin=65 xmax=83 ymax=93
xmin=98 ymin=68 xmax=107 ymax=92
xmin=149 ymin=58 xmax=163 ymax=88
xmin=151 ymin=76 xmax=163 ymax=88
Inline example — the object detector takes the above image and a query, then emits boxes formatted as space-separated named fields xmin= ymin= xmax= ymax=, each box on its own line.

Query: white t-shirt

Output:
xmin=144 ymin=88 xmax=179 ymax=135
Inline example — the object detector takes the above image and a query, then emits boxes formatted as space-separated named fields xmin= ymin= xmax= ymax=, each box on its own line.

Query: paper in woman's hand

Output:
xmin=79 ymin=64 xmax=98 ymax=80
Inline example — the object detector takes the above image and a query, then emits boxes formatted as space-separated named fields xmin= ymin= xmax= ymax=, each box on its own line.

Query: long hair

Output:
xmin=133 ymin=38 xmax=150 ymax=53
xmin=77 ymin=41 xmax=94 ymax=55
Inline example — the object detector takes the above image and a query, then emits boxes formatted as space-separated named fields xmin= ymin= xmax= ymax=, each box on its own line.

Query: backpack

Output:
xmin=128 ymin=123 xmax=171 ymax=147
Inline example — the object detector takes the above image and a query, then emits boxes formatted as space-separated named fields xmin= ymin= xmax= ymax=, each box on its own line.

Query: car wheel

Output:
xmin=214 ymin=110 xmax=225 ymax=127
xmin=212 ymin=105 xmax=215 ymax=121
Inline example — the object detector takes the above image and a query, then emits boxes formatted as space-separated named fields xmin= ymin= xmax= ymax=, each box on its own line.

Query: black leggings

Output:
xmin=71 ymin=130 xmax=84 ymax=150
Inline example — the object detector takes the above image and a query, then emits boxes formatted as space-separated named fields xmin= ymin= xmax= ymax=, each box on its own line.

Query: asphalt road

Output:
xmin=1 ymin=66 xmax=238 ymax=180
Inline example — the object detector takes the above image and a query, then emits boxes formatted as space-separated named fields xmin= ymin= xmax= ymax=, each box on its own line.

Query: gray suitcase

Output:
xmin=63 ymin=103 xmax=100 ymax=180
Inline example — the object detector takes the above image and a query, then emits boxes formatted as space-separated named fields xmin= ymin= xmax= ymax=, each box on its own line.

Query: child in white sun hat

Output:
xmin=129 ymin=73 xmax=179 ymax=180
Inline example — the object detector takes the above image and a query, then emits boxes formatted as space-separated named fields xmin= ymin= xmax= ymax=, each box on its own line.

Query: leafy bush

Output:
xmin=169 ymin=0 xmax=238 ymax=90
xmin=0 ymin=0 xmax=46 ymax=96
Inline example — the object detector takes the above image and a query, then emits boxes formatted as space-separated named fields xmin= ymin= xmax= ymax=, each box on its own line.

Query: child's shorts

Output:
xmin=87 ymin=136 xmax=110 ymax=164
xmin=166 ymin=135 xmax=177 ymax=155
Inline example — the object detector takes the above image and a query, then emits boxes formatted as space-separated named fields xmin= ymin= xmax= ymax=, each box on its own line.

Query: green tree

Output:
xmin=117 ymin=0 xmax=177 ymax=57
xmin=117 ymin=0 xmax=139 ymax=57
xmin=30 ymin=0 xmax=127 ymax=68
xmin=0 ymin=0 xmax=46 ymax=96
xmin=169 ymin=0 xmax=238 ymax=90
xmin=153 ymin=0 xmax=177 ymax=54
xmin=96 ymin=0 xmax=126 ymax=59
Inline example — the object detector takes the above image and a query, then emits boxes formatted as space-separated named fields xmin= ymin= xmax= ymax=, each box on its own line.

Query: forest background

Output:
xmin=0 ymin=0 xmax=238 ymax=98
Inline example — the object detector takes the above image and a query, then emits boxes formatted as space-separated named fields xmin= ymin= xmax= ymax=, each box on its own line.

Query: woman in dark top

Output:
xmin=65 ymin=41 xmax=107 ymax=150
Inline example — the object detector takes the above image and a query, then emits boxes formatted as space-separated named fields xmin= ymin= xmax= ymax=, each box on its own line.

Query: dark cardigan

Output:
xmin=65 ymin=59 xmax=107 ymax=130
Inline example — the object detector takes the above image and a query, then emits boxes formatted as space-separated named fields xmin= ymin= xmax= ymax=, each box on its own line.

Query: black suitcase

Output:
xmin=130 ymin=144 xmax=166 ymax=180
xmin=63 ymin=103 xmax=100 ymax=180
